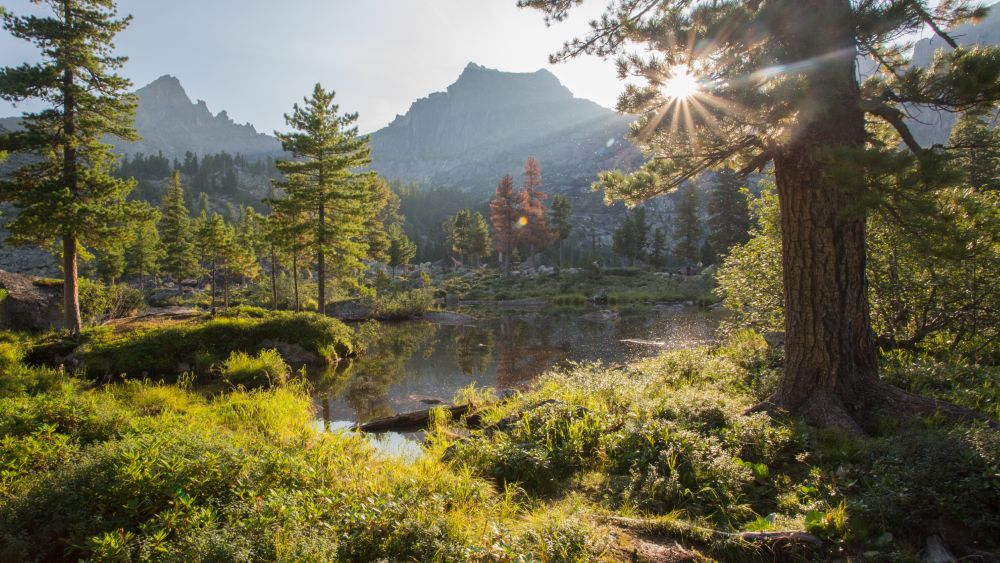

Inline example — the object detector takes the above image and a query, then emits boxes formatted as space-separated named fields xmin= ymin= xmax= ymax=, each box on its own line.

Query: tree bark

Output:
xmin=757 ymin=0 xmax=878 ymax=432
xmin=210 ymin=257 xmax=217 ymax=314
xmin=317 ymin=202 xmax=326 ymax=316
xmin=292 ymin=251 xmax=300 ymax=313
xmin=270 ymin=244 xmax=277 ymax=311
xmin=62 ymin=236 xmax=82 ymax=334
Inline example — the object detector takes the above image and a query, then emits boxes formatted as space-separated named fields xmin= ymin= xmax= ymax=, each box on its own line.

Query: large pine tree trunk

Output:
xmin=63 ymin=235 xmax=82 ymax=334
xmin=317 ymin=203 xmax=326 ymax=316
xmin=759 ymin=0 xmax=878 ymax=431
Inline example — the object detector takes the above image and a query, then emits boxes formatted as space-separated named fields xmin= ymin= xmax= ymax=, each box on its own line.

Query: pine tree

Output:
xmin=612 ymin=207 xmax=649 ymax=265
xmin=548 ymin=194 xmax=573 ymax=268
xmin=490 ymin=174 xmax=518 ymax=276
xmin=673 ymin=183 xmax=702 ymax=271
xmin=386 ymin=224 xmax=416 ymax=276
xmin=444 ymin=210 xmax=472 ymax=267
xmin=198 ymin=212 xmax=227 ymax=313
xmin=267 ymin=182 xmax=311 ymax=313
xmin=466 ymin=212 xmax=492 ymax=268
xmin=650 ymin=228 xmax=668 ymax=269
xmin=231 ymin=208 xmax=262 ymax=286
xmin=274 ymin=84 xmax=380 ymax=314
xmin=158 ymin=171 xmax=199 ymax=285
xmin=515 ymin=157 xmax=557 ymax=257
xmin=949 ymin=110 xmax=1000 ymax=191
xmin=365 ymin=177 xmax=401 ymax=264
xmin=706 ymin=168 xmax=750 ymax=263
xmin=197 ymin=191 xmax=211 ymax=216
xmin=124 ymin=208 xmax=163 ymax=292
xmin=521 ymin=0 xmax=1000 ymax=429
xmin=0 ymin=0 xmax=138 ymax=333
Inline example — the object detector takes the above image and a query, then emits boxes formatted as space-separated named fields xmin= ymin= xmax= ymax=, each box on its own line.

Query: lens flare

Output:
xmin=663 ymin=65 xmax=700 ymax=100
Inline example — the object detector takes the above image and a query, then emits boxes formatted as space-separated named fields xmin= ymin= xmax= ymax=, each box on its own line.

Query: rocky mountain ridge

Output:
xmin=368 ymin=63 xmax=642 ymax=195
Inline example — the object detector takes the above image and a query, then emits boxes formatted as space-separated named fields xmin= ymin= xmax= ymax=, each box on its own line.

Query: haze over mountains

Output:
xmin=368 ymin=63 xmax=641 ymax=193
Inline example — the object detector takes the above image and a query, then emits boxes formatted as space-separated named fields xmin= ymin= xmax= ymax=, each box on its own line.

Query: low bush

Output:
xmin=219 ymin=349 xmax=291 ymax=388
xmin=363 ymin=288 xmax=435 ymax=320
xmin=78 ymin=279 xmax=144 ymax=325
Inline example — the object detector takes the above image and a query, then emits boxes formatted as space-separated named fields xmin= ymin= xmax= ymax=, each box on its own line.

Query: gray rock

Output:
xmin=0 ymin=270 xmax=63 ymax=331
xmin=326 ymin=299 xmax=370 ymax=322
xmin=259 ymin=339 xmax=322 ymax=367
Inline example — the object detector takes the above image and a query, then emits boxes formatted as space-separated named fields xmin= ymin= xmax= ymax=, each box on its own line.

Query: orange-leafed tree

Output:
xmin=515 ymin=157 xmax=557 ymax=258
xmin=490 ymin=174 xmax=518 ymax=276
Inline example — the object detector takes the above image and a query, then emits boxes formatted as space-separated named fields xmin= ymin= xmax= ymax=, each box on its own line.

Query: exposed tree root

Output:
xmin=746 ymin=381 xmax=998 ymax=435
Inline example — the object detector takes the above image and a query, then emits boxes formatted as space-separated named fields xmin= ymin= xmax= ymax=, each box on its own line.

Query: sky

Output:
xmin=0 ymin=0 xmax=624 ymax=134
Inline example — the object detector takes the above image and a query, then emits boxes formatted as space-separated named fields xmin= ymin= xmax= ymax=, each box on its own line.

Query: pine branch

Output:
xmin=868 ymin=103 xmax=926 ymax=153
xmin=910 ymin=0 xmax=959 ymax=49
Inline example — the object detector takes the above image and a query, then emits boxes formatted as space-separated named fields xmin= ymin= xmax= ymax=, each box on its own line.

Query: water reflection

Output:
xmin=311 ymin=306 xmax=724 ymax=428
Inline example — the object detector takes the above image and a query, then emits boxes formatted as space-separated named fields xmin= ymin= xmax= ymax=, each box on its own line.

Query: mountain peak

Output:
xmin=138 ymin=75 xmax=189 ymax=100
xmin=370 ymin=63 xmax=637 ymax=192
xmin=447 ymin=62 xmax=573 ymax=102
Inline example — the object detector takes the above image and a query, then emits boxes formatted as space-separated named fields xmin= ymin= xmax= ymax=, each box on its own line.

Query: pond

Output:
xmin=310 ymin=304 xmax=725 ymax=445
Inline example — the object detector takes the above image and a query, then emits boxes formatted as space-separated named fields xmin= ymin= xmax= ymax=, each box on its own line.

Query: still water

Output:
xmin=311 ymin=305 xmax=724 ymax=435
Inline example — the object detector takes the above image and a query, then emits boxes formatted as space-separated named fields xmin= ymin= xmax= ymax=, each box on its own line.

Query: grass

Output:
xmin=219 ymin=348 xmax=291 ymax=388
xmin=1 ymin=324 xmax=997 ymax=561
xmin=445 ymin=268 xmax=718 ymax=308
xmin=0 ymin=365 xmax=588 ymax=561
xmin=70 ymin=307 xmax=357 ymax=380
xmin=433 ymin=331 xmax=1000 ymax=560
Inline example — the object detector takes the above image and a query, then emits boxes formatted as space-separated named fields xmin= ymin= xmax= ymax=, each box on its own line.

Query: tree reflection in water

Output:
xmin=312 ymin=307 xmax=724 ymax=426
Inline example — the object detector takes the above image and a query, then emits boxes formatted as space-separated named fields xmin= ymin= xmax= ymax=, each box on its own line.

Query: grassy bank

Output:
xmin=442 ymin=268 xmax=717 ymax=308
xmin=0 ymin=327 xmax=996 ymax=561
xmin=30 ymin=307 xmax=358 ymax=381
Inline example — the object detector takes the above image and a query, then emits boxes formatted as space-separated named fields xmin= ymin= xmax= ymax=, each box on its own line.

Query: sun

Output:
xmin=663 ymin=65 xmax=700 ymax=100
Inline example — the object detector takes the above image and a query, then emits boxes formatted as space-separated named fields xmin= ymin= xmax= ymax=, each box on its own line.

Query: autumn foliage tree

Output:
xmin=515 ymin=157 xmax=557 ymax=257
xmin=490 ymin=174 xmax=518 ymax=276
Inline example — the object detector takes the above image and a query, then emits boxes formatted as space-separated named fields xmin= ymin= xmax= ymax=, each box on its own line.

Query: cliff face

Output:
xmin=369 ymin=63 xmax=641 ymax=195
xmin=119 ymin=75 xmax=282 ymax=159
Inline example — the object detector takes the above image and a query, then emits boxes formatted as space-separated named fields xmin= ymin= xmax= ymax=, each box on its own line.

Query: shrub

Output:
xmin=78 ymin=279 xmax=143 ymax=325
xmin=220 ymin=349 xmax=290 ymax=388
xmin=363 ymin=288 xmax=435 ymax=320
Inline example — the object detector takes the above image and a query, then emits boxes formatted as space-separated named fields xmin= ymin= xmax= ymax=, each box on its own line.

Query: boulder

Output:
xmin=259 ymin=339 xmax=323 ymax=366
xmin=520 ymin=253 xmax=549 ymax=270
xmin=0 ymin=270 xmax=63 ymax=331
xmin=326 ymin=299 xmax=370 ymax=322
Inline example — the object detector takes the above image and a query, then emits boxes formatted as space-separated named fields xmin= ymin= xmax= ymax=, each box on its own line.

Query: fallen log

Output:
xmin=604 ymin=515 xmax=825 ymax=549
xmin=356 ymin=403 xmax=473 ymax=433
